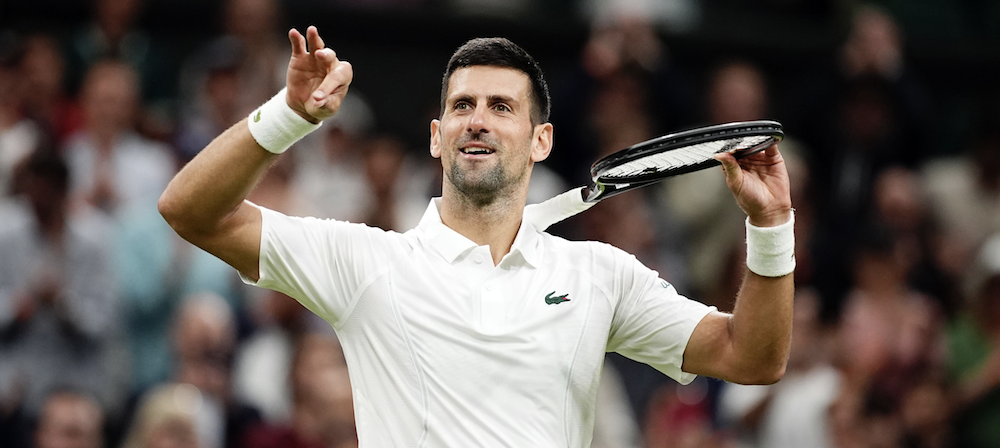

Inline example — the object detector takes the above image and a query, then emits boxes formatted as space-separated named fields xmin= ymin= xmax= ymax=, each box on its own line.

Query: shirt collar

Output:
xmin=416 ymin=198 xmax=541 ymax=268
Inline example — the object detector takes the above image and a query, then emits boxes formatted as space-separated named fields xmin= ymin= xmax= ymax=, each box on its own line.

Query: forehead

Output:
xmin=445 ymin=66 xmax=531 ymax=102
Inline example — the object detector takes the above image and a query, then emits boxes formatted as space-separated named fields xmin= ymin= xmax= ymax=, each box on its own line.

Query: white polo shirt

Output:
xmin=245 ymin=199 xmax=715 ymax=448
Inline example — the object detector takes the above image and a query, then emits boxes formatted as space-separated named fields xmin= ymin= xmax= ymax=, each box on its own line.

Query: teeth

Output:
xmin=461 ymin=147 xmax=494 ymax=154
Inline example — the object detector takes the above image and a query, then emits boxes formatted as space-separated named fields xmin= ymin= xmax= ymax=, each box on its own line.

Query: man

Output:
xmin=159 ymin=26 xmax=794 ymax=446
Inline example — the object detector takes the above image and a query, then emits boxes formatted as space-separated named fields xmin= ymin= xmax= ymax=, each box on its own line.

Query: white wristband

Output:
xmin=246 ymin=88 xmax=322 ymax=154
xmin=746 ymin=212 xmax=795 ymax=277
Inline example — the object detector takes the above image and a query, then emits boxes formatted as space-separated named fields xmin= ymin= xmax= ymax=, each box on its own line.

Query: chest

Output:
xmin=371 ymin=245 xmax=612 ymax=384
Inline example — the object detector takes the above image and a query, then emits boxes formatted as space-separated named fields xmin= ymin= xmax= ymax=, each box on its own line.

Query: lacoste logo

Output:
xmin=254 ymin=110 xmax=262 ymax=122
xmin=545 ymin=291 xmax=570 ymax=305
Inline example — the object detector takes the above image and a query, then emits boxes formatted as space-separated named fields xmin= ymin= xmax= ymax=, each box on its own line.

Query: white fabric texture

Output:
xmin=745 ymin=213 xmax=795 ymax=277
xmin=246 ymin=88 xmax=322 ymax=154
xmin=241 ymin=199 xmax=714 ymax=447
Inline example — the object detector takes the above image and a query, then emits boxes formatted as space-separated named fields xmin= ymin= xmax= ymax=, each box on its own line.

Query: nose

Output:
xmin=467 ymin=104 xmax=489 ymax=134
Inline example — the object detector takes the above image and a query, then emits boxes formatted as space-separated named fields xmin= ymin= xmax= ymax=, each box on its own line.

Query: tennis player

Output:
xmin=159 ymin=26 xmax=795 ymax=447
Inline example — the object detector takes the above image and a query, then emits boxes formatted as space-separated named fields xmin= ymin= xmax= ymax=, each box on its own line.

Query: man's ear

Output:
xmin=530 ymin=123 xmax=553 ymax=163
xmin=430 ymin=119 xmax=442 ymax=159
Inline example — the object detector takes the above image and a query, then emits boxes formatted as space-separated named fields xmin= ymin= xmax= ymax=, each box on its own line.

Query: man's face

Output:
xmin=431 ymin=66 xmax=551 ymax=206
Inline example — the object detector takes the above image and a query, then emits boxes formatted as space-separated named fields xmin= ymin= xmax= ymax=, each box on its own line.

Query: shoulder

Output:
xmin=539 ymin=232 xmax=644 ymax=275
xmin=260 ymin=205 xmax=415 ymax=247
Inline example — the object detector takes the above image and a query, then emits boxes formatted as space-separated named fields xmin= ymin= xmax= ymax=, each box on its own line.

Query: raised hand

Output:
xmin=714 ymin=144 xmax=792 ymax=227
xmin=286 ymin=26 xmax=354 ymax=123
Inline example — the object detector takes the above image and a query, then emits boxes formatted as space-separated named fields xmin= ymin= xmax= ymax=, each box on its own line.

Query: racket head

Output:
xmin=585 ymin=120 xmax=783 ymax=202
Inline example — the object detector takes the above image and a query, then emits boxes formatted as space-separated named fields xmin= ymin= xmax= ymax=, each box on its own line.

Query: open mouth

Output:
xmin=460 ymin=146 xmax=495 ymax=155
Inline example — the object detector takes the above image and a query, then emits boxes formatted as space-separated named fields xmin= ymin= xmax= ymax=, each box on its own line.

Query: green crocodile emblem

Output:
xmin=545 ymin=291 xmax=570 ymax=305
xmin=253 ymin=110 xmax=262 ymax=122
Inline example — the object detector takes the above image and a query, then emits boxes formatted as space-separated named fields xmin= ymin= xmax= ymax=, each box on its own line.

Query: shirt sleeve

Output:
xmin=606 ymin=251 xmax=715 ymax=385
xmin=240 ymin=205 xmax=407 ymax=327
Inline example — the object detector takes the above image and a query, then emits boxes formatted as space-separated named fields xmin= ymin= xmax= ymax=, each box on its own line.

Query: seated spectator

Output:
xmin=171 ymin=293 xmax=260 ymax=448
xmin=243 ymin=332 xmax=356 ymax=448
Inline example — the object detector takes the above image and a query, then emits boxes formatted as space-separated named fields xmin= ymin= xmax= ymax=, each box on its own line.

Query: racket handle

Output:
xmin=524 ymin=187 xmax=596 ymax=231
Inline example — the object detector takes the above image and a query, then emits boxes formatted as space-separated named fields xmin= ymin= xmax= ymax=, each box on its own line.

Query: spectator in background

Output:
xmin=120 ymin=383 xmax=203 ymax=448
xmin=788 ymin=4 xmax=931 ymax=167
xmin=116 ymin=201 xmax=244 ymax=394
xmin=233 ymin=289 xmax=318 ymax=425
xmin=548 ymin=12 xmax=696 ymax=184
xmin=64 ymin=61 xmax=175 ymax=216
xmin=64 ymin=0 xmax=175 ymax=108
xmin=361 ymin=134 xmax=442 ymax=232
xmin=292 ymin=92 xmax=376 ymax=222
xmin=657 ymin=61 xmax=804 ymax=300
xmin=947 ymin=233 xmax=1000 ymax=448
xmin=718 ymin=289 xmax=840 ymax=448
xmin=0 ymin=151 xmax=128 ymax=422
xmin=871 ymin=167 xmax=955 ymax=314
xmin=243 ymin=332 xmax=357 ymax=448
xmin=788 ymin=9 xmax=931 ymax=311
xmin=34 ymin=389 xmax=105 ymax=448
xmin=174 ymin=42 xmax=244 ymax=163
xmin=179 ymin=0 xmax=287 ymax=123
xmin=832 ymin=224 xmax=945 ymax=448
xmin=924 ymin=125 xmax=1000 ymax=291
xmin=20 ymin=34 xmax=84 ymax=145
xmin=0 ymin=37 xmax=39 ymax=197
xmin=171 ymin=293 xmax=261 ymax=448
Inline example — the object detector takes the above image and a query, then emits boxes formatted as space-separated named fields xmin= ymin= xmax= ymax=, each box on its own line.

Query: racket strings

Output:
xmin=601 ymin=135 xmax=772 ymax=180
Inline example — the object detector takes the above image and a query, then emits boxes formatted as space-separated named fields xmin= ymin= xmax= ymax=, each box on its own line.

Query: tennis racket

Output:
xmin=583 ymin=120 xmax=784 ymax=202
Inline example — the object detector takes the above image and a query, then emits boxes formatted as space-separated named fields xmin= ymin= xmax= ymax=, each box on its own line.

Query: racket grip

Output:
xmin=524 ymin=187 xmax=595 ymax=231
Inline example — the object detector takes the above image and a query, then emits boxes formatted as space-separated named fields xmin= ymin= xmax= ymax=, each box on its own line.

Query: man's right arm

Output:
xmin=158 ymin=121 xmax=276 ymax=281
xmin=158 ymin=26 xmax=353 ymax=281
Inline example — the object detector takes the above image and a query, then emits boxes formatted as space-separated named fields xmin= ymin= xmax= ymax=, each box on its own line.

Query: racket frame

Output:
xmin=584 ymin=120 xmax=784 ymax=202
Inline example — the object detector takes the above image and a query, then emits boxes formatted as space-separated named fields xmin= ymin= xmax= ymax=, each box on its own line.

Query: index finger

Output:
xmin=288 ymin=29 xmax=307 ymax=55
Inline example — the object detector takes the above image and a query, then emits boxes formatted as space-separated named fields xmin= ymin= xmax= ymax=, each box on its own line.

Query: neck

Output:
xmin=439 ymin=185 xmax=527 ymax=266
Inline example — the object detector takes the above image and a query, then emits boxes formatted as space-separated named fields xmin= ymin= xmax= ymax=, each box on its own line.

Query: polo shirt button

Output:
xmin=474 ymin=254 xmax=484 ymax=264
xmin=485 ymin=284 xmax=494 ymax=291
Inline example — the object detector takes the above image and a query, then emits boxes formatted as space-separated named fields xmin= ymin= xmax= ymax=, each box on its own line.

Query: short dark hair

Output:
xmin=440 ymin=37 xmax=551 ymax=125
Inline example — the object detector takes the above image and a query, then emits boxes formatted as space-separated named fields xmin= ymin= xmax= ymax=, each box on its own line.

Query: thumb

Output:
xmin=309 ymin=59 xmax=353 ymax=114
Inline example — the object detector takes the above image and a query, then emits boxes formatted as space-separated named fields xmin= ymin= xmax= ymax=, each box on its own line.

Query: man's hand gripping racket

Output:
xmin=525 ymin=120 xmax=786 ymax=231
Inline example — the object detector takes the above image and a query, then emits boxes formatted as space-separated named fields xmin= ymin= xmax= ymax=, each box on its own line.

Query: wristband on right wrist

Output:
xmin=745 ymin=212 xmax=795 ymax=277
xmin=246 ymin=87 xmax=322 ymax=154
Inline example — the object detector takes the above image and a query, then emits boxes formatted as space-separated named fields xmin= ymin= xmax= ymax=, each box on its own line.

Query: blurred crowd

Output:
xmin=2 ymin=0 xmax=1000 ymax=447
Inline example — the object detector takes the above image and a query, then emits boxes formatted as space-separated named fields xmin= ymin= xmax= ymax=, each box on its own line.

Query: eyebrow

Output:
xmin=488 ymin=94 xmax=518 ymax=105
xmin=447 ymin=94 xmax=520 ymax=106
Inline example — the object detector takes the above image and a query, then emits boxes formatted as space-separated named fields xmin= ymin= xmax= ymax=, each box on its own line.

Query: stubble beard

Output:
xmin=446 ymin=133 xmax=526 ymax=208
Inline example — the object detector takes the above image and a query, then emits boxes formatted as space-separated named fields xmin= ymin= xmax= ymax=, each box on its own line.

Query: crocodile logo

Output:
xmin=545 ymin=291 xmax=570 ymax=305
xmin=254 ymin=110 xmax=262 ymax=122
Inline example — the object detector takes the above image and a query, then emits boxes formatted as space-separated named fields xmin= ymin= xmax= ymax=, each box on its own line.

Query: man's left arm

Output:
xmin=681 ymin=144 xmax=794 ymax=385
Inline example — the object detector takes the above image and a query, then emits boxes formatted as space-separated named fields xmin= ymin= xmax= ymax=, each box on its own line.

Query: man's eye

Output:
xmin=494 ymin=104 xmax=511 ymax=112
xmin=454 ymin=102 xmax=470 ymax=110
